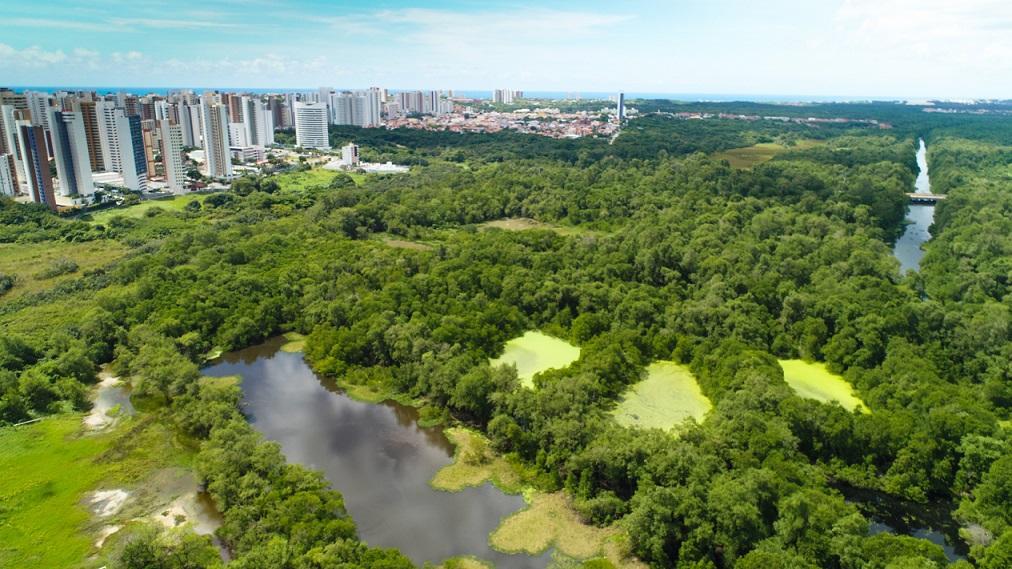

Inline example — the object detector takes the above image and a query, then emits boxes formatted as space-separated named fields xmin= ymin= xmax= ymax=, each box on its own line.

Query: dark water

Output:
xmin=836 ymin=485 xmax=968 ymax=562
xmin=203 ymin=337 xmax=550 ymax=569
xmin=893 ymin=138 xmax=935 ymax=272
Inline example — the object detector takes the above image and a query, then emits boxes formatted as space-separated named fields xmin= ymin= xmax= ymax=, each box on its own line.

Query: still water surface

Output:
xmin=892 ymin=139 xmax=935 ymax=272
xmin=203 ymin=337 xmax=550 ymax=569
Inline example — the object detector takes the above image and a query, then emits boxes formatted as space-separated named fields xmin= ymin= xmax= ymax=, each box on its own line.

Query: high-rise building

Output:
xmin=294 ymin=102 xmax=329 ymax=149
xmin=341 ymin=143 xmax=360 ymax=167
xmin=95 ymin=101 xmax=124 ymax=172
xmin=25 ymin=91 xmax=51 ymax=128
xmin=16 ymin=121 xmax=57 ymax=210
xmin=178 ymin=104 xmax=202 ymax=148
xmin=76 ymin=100 xmax=105 ymax=172
xmin=0 ymin=105 xmax=25 ymax=186
xmin=159 ymin=119 xmax=186 ymax=195
xmin=0 ymin=154 xmax=15 ymax=196
xmin=228 ymin=122 xmax=247 ymax=147
xmin=493 ymin=89 xmax=521 ymax=104
xmin=617 ymin=92 xmax=625 ymax=124
xmin=118 ymin=114 xmax=148 ymax=191
xmin=199 ymin=99 xmax=233 ymax=179
xmin=397 ymin=91 xmax=424 ymax=115
xmin=240 ymin=96 xmax=273 ymax=146
xmin=141 ymin=120 xmax=158 ymax=180
xmin=46 ymin=109 xmax=95 ymax=197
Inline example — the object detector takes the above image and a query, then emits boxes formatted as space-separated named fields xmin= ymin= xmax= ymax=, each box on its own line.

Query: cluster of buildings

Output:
xmin=385 ymin=107 xmax=622 ymax=139
xmin=0 ymin=88 xmax=288 ymax=208
xmin=0 ymin=85 xmax=628 ymax=210
xmin=662 ymin=110 xmax=891 ymax=129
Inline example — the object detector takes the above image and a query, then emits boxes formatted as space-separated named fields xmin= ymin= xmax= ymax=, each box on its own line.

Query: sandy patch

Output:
xmin=95 ymin=524 xmax=122 ymax=548
xmin=152 ymin=492 xmax=221 ymax=536
xmin=88 ymin=489 xmax=131 ymax=517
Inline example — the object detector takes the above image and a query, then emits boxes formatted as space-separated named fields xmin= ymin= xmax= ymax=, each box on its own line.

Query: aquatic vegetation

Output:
xmin=779 ymin=359 xmax=870 ymax=413
xmin=612 ymin=362 xmax=711 ymax=431
xmin=490 ymin=331 xmax=581 ymax=388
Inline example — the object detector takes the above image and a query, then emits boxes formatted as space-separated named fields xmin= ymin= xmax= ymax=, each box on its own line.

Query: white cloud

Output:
xmin=835 ymin=0 xmax=1012 ymax=61
xmin=0 ymin=44 xmax=68 ymax=67
xmin=107 ymin=17 xmax=241 ymax=30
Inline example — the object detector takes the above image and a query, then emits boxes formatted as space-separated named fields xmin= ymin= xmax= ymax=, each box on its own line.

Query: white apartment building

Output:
xmin=0 ymin=154 xmax=14 ymax=196
xmin=341 ymin=143 xmax=360 ymax=167
xmin=294 ymin=102 xmax=329 ymax=149
xmin=159 ymin=119 xmax=186 ymax=194
xmin=46 ymin=108 xmax=95 ymax=197
xmin=0 ymin=105 xmax=26 ymax=185
xmin=95 ymin=101 xmax=123 ymax=172
xmin=200 ymin=99 xmax=233 ymax=180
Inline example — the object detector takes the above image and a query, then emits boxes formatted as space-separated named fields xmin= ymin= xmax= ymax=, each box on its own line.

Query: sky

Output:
xmin=1 ymin=0 xmax=1011 ymax=98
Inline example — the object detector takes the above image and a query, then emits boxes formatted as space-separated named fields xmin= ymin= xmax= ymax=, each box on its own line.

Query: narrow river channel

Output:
xmin=203 ymin=337 xmax=552 ymax=569
xmin=892 ymin=138 xmax=935 ymax=272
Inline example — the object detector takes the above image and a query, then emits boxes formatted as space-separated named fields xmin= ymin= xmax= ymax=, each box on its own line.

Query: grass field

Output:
xmin=379 ymin=235 xmax=435 ymax=251
xmin=277 ymin=168 xmax=341 ymax=191
xmin=612 ymin=361 xmax=711 ymax=431
xmin=430 ymin=427 xmax=524 ymax=493
xmin=0 ymin=413 xmax=197 ymax=568
xmin=712 ymin=140 xmax=821 ymax=169
xmin=480 ymin=218 xmax=599 ymax=237
xmin=437 ymin=557 xmax=493 ymax=569
xmin=0 ymin=240 xmax=126 ymax=300
xmin=490 ymin=492 xmax=618 ymax=559
xmin=779 ymin=359 xmax=870 ymax=413
xmin=280 ymin=331 xmax=306 ymax=353
xmin=87 ymin=195 xmax=208 ymax=225
xmin=490 ymin=331 xmax=581 ymax=388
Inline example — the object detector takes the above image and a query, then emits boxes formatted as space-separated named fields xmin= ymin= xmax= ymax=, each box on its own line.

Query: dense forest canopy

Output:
xmin=1 ymin=101 xmax=1010 ymax=569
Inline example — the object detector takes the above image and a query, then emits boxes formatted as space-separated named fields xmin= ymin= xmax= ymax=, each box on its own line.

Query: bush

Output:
xmin=35 ymin=258 xmax=79 ymax=279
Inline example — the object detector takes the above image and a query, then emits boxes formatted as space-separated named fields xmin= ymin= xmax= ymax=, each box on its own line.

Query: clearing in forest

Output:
xmin=612 ymin=361 xmax=711 ymax=431
xmin=712 ymin=139 xmax=821 ymax=169
xmin=490 ymin=331 xmax=581 ymax=388
xmin=480 ymin=217 xmax=597 ymax=237
xmin=0 ymin=240 xmax=126 ymax=300
xmin=779 ymin=359 xmax=870 ymax=413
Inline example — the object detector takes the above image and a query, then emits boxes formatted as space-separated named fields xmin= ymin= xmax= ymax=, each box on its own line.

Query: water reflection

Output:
xmin=893 ymin=139 xmax=935 ymax=272
xmin=837 ymin=484 xmax=968 ymax=561
xmin=203 ymin=338 xmax=550 ymax=569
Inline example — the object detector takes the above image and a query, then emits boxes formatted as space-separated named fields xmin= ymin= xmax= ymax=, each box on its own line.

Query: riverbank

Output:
xmin=432 ymin=427 xmax=647 ymax=569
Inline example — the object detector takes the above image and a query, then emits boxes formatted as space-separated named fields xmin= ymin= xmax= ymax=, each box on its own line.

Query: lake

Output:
xmin=203 ymin=337 xmax=551 ymax=569
xmin=892 ymin=138 xmax=935 ymax=272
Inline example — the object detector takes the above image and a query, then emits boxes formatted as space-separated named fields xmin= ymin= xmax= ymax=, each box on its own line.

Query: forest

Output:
xmin=0 ymin=101 xmax=1009 ymax=569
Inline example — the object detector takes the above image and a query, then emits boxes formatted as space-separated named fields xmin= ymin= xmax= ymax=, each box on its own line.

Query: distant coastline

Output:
xmin=3 ymin=85 xmax=903 ymax=103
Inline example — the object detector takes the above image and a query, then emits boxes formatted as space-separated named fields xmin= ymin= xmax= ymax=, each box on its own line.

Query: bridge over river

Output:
xmin=906 ymin=193 xmax=945 ymax=204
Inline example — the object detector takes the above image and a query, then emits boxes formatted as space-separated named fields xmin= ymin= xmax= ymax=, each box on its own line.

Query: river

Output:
xmin=892 ymin=138 xmax=935 ymax=272
xmin=203 ymin=337 xmax=551 ymax=569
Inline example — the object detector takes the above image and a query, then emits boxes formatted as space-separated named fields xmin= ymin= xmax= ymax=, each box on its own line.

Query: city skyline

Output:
xmin=2 ymin=1 xmax=1012 ymax=99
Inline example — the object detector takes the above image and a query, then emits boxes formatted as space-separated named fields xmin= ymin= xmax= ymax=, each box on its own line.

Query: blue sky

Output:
xmin=1 ymin=0 xmax=1010 ymax=98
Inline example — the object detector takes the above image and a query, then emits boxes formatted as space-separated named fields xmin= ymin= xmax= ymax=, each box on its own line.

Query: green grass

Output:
xmin=430 ymin=427 xmax=525 ymax=493
xmin=490 ymin=492 xmax=619 ymax=559
xmin=280 ymin=331 xmax=306 ymax=353
xmin=0 ymin=413 xmax=197 ymax=568
xmin=87 ymin=195 xmax=207 ymax=225
xmin=277 ymin=168 xmax=340 ymax=192
xmin=490 ymin=331 xmax=581 ymax=388
xmin=779 ymin=359 xmax=870 ymax=413
xmin=479 ymin=217 xmax=601 ymax=237
xmin=0 ymin=240 xmax=126 ymax=300
xmin=612 ymin=361 xmax=711 ymax=431
xmin=713 ymin=139 xmax=822 ymax=169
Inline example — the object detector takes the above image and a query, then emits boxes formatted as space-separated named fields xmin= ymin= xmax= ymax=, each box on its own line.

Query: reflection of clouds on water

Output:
xmin=202 ymin=341 xmax=543 ymax=569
